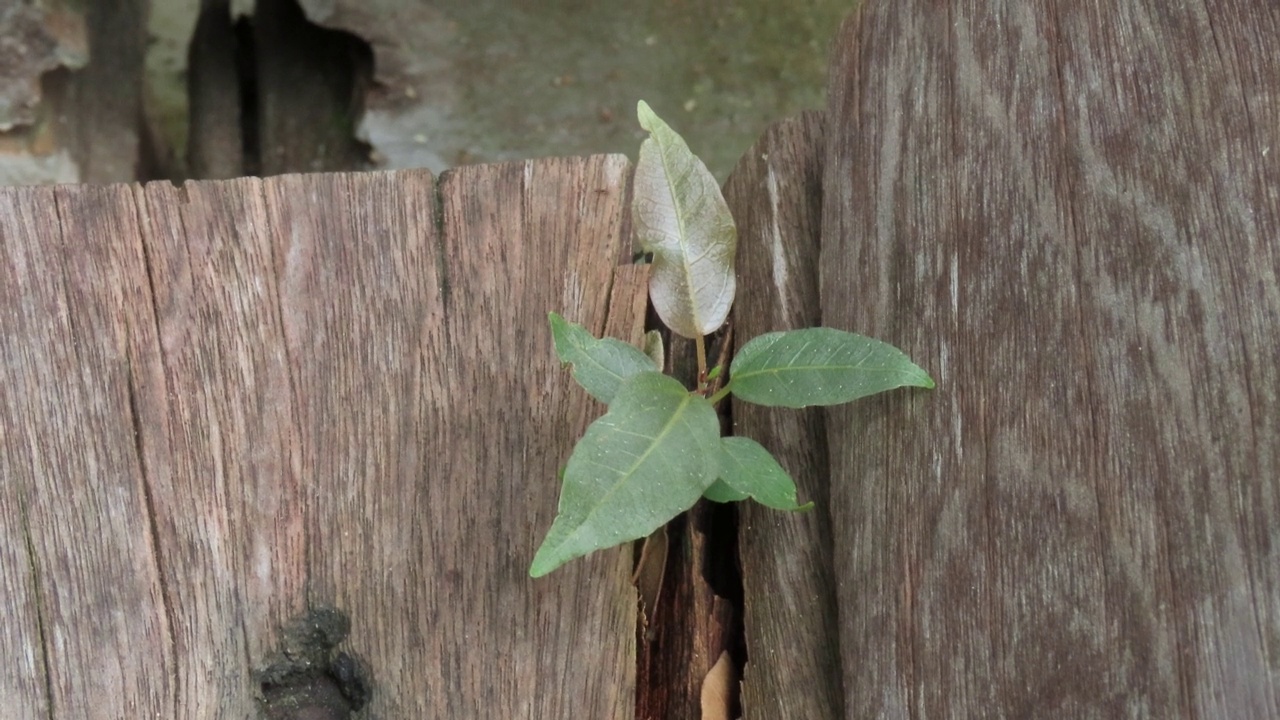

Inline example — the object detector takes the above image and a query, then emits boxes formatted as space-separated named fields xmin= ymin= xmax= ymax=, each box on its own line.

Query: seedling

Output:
xmin=529 ymin=101 xmax=934 ymax=577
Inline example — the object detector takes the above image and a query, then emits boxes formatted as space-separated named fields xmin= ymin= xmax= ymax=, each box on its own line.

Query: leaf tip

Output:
xmin=637 ymin=99 xmax=656 ymax=129
xmin=528 ymin=548 xmax=560 ymax=578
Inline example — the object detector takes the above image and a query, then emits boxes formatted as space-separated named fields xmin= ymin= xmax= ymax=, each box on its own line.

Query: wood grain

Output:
xmin=605 ymin=263 xmax=652 ymax=347
xmin=822 ymin=2 xmax=1280 ymax=717
xmin=1 ymin=156 xmax=641 ymax=717
xmin=135 ymin=174 xmax=307 ymax=717
xmin=722 ymin=111 xmax=843 ymax=720
xmin=0 ymin=184 xmax=174 ymax=717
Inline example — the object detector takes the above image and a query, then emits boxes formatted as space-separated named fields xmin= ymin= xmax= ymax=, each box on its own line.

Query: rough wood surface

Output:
xmin=822 ymin=2 xmax=1280 ymax=718
xmin=722 ymin=111 xmax=842 ymax=720
xmin=2 ymin=157 xmax=639 ymax=717
xmin=1 ymin=183 xmax=173 ymax=718
xmin=605 ymin=263 xmax=652 ymax=345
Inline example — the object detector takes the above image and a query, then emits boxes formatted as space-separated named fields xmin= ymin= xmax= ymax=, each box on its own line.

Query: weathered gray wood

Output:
xmin=135 ymin=173 xmax=310 ymax=718
xmin=823 ymin=2 xmax=1280 ymax=718
xmin=722 ymin=110 xmax=841 ymax=720
xmin=0 ymin=184 xmax=174 ymax=717
xmin=1 ymin=157 xmax=640 ymax=717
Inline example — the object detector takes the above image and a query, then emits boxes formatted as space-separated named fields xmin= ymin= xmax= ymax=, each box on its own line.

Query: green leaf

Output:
xmin=633 ymin=100 xmax=737 ymax=338
xmin=715 ymin=437 xmax=812 ymax=511
xmin=549 ymin=312 xmax=659 ymax=404
xmin=729 ymin=327 xmax=935 ymax=408
xmin=530 ymin=372 xmax=721 ymax=577
xmin=643 ymin=330 xmax=665 ymax=370
xmin=703 ymin=478 xmax=748 ymax=503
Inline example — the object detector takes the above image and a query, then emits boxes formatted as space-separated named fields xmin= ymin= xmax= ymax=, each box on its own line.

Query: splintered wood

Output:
xmin=1 ymin=158 xmax=639 ymax=718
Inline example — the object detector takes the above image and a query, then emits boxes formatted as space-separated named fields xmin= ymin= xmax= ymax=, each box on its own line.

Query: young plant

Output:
xmin=529 ymin=101 xmax=934 ymax=577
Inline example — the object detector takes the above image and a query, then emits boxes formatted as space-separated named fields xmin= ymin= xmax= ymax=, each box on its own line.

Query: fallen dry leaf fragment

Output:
xmin=699 ymin=650 xmax=738 ymax=720
xmin=632 ymin=526 xmax=668 ymax=640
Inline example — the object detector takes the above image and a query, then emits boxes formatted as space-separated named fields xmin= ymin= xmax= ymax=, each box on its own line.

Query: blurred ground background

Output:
xmin=146 ymin=0 xmax=851 ymax=181
xmin=0 ymin=0 xmax=850 ymax=184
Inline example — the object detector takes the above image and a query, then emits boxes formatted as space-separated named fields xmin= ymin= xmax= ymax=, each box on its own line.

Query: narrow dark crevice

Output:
xmin=696 ymin=494 xmax=746 ymax=653
xmin=634 ymin=511 xmax=688 ymax=720
xmin=234 ymin=15 xmax=260 ymax=176
xmin=633 ymin=315 xmax=747 ymax=720
xmin=699 ymin=320 xmax=749 ymax=699
xmin=634 ymin=500 xmax=746 ymax=720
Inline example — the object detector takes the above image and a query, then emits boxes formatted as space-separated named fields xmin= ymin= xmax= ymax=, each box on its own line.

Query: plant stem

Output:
xmin=707 ymin=384 xmax=731 ymax=406
xmin=695 ymin=334 xmax=708 ymax=389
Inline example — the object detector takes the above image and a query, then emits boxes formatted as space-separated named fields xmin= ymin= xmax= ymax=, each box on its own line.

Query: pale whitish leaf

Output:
xmin=643 ymin=329 xmax=665 ymax=370
xmin=530 ymin=372 xmax=720 ymax=577
xmin=729 ymin=327 xmax=935 ymax=408
xmin=715 ymin=436 xmax=811 ymax=511
xmin=633 ymin=100 xmax=737 ymax=338
xmin=549 ymin=312 xmax=659 ymax=404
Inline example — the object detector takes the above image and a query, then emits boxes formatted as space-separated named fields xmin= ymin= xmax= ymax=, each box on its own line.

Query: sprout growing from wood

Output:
xmin=530 ymin=101 xmax=935 ymax=577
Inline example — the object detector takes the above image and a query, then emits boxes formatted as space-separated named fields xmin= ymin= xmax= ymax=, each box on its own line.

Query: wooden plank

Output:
xmin=0 ymin=188 xmax=54 ymax=718
xmin=822 ymin=2 xmax=1280 ymax=718
xmin=1 ymin=157 xmax=640 ymax=716
xmin=722 ymin=111 xmax=842 ymax=720
xmin=604 ymin=263 xmax=651 ymax=346
xmin=259 ymin=157 xmax=637 ymax=716
xmin=0 ymin=185 xmax=174 ymax=716
xmin=134 ymin=175 xmax=308 ymax=718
